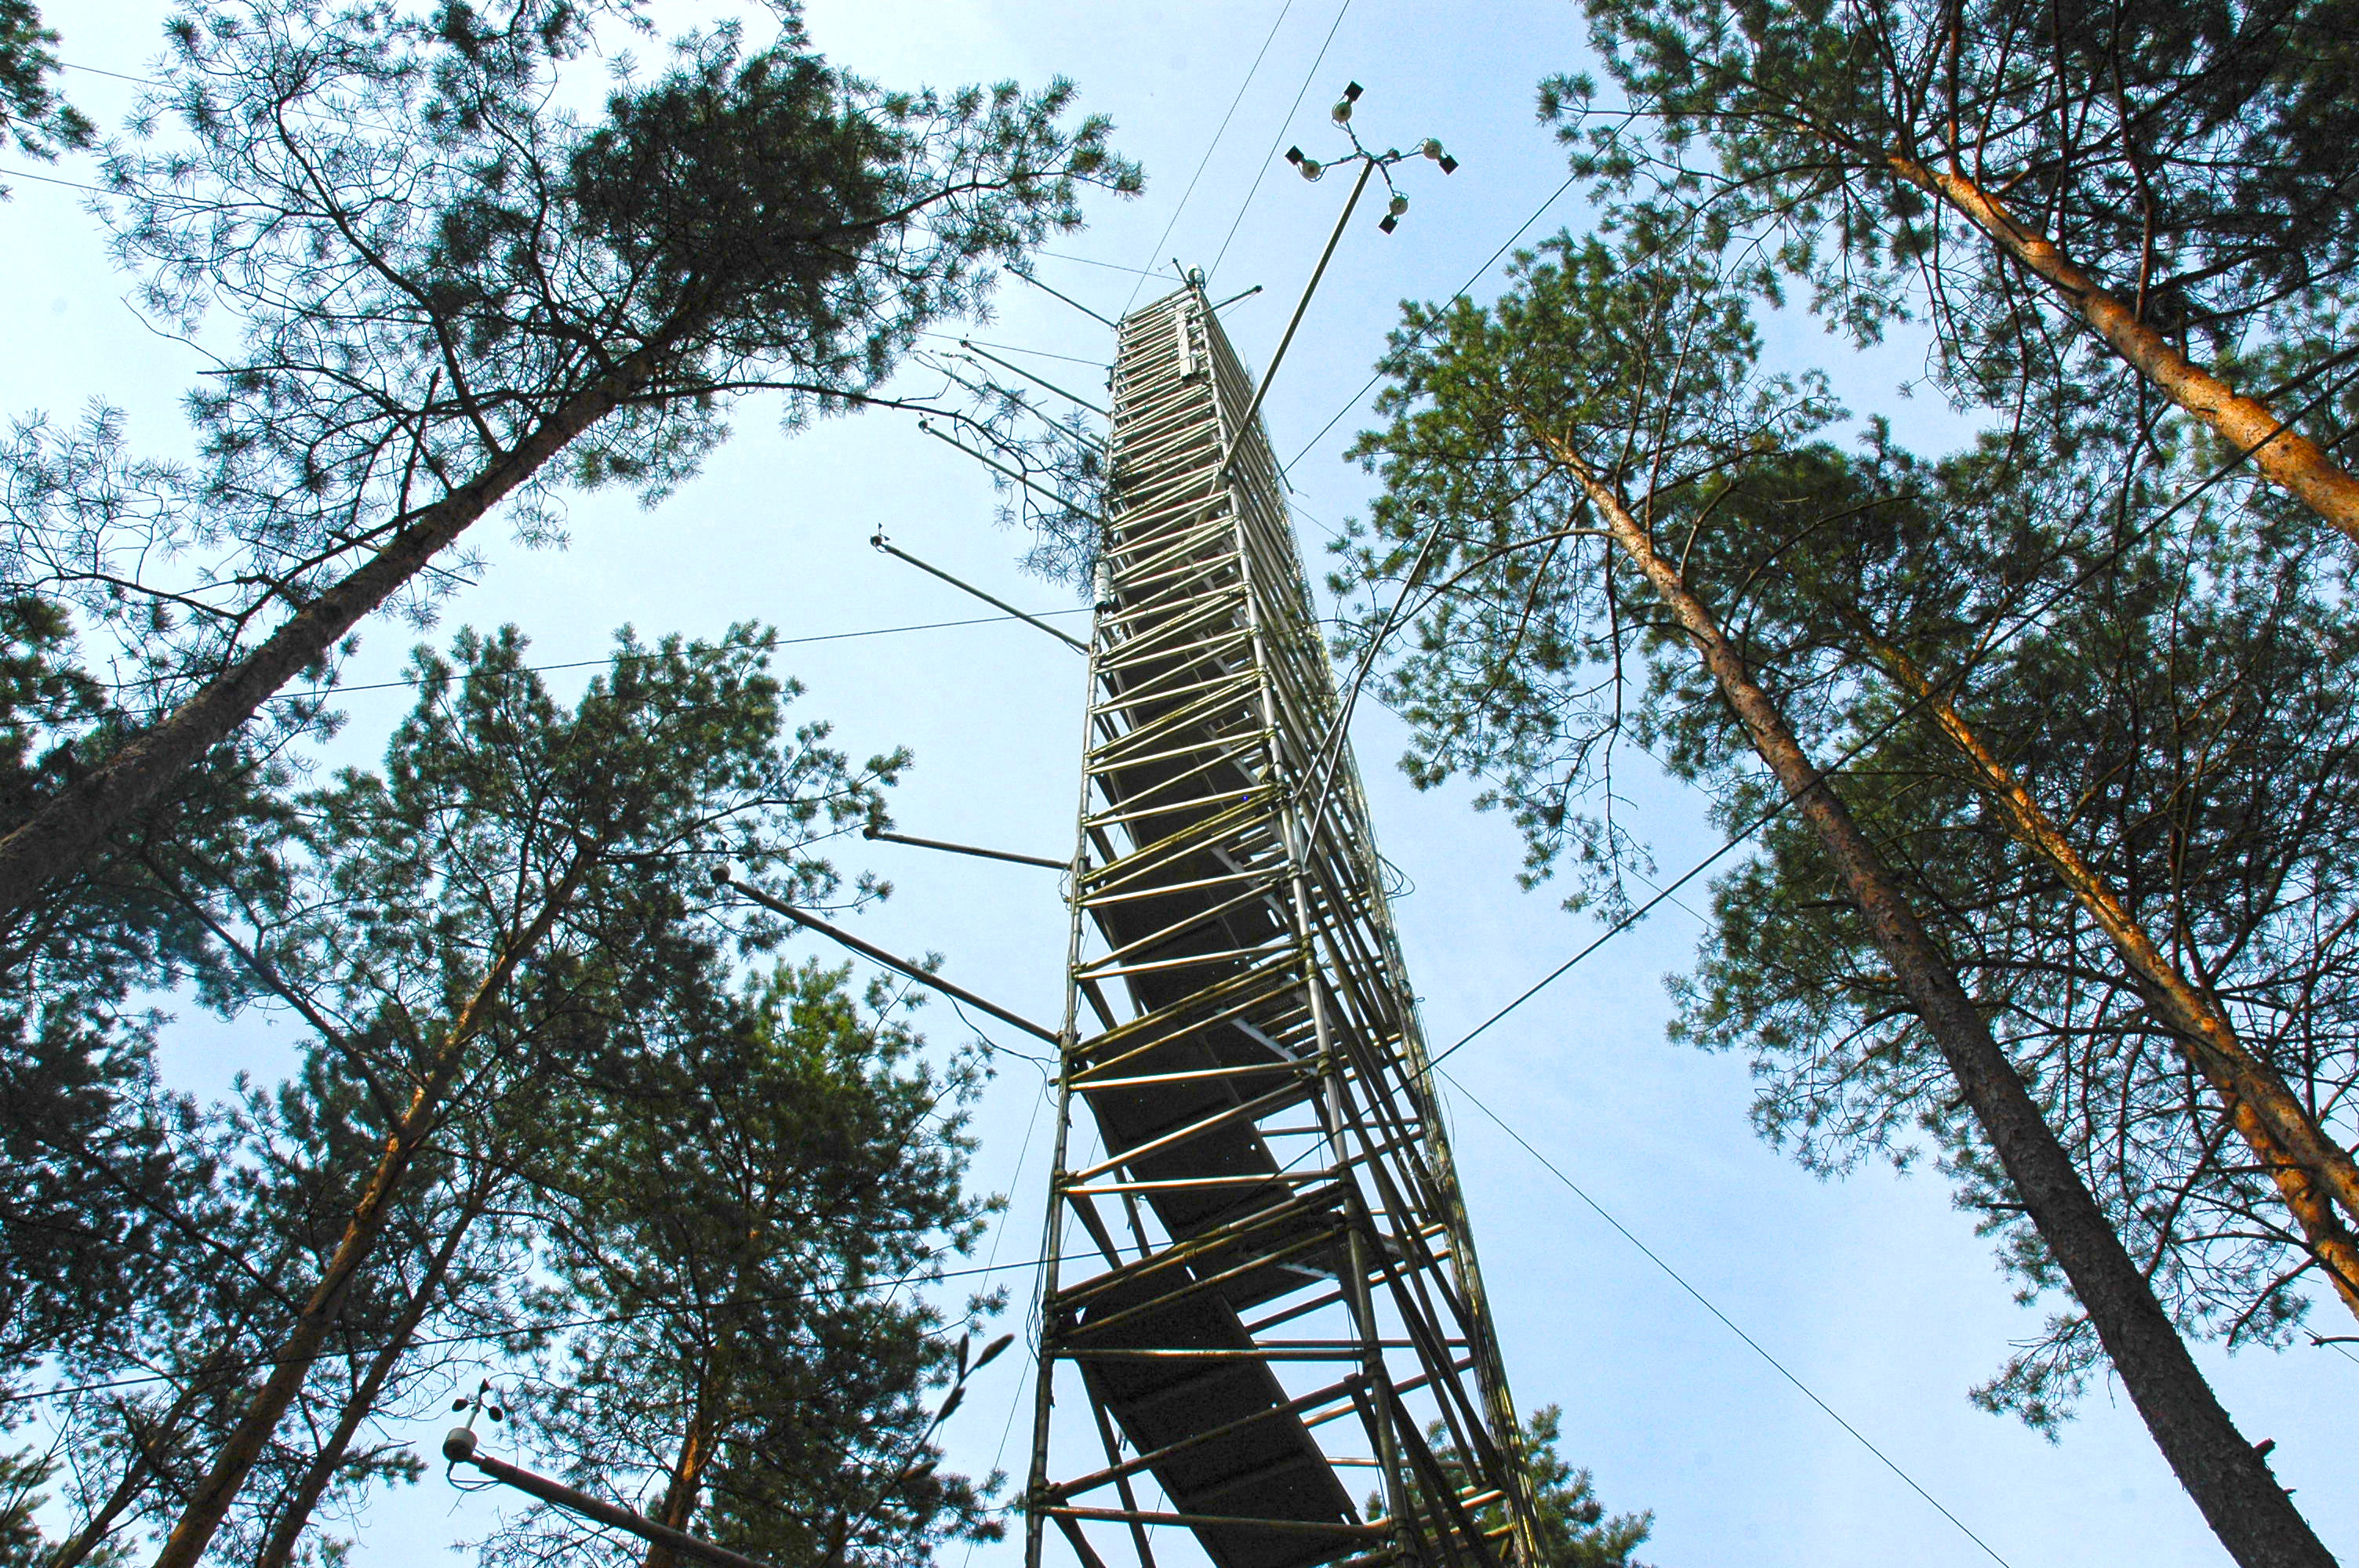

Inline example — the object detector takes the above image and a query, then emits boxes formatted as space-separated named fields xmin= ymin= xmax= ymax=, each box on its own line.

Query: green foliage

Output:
xmin=0 ymin=0 xmax=1135 ymax=785
xmin=1334 ymin=227 xmax=1832 ymax=912
xmin=0 ymin=0 xmax=92 ymax=183
xmin=1550 ymin=0 xmax=2359 ymax=444
xmin=0 ymin=0 xmax=1119 ymax=1556
xmin=1518 ymin=1408 xmax=1651 ymax=1568
xmin=0 ymin=595 xmax=299 ymax=1568
xmin=1375 ymin=1408 xmax=1651 ymax=1568
xmin=1339 ymin=202 xmax=2359 ymax=1428
xmin=1660 ymin=441 xmax=2359 ymax=1426
xmin=0 ymin=1444 xmax=56 ymax=1566
xmin=6 ymin=619 xmax=940 ymax=1563
xmin=0 ymin=595 xmax=256 ymax=1386
xmin=482 ymin=961 xmax=998 ymax=1568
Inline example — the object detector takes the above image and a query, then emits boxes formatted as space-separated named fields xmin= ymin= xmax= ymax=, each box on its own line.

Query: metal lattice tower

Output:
xmin=1023 ymin=281 xmax=1536 ymax=1568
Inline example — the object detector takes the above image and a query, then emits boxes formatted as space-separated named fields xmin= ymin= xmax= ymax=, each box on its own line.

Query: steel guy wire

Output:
xmin=1117 ymin=0 xmax=1301 ymax=318
xmin=278 ymin=609 xmax=1089 ymax=700
xmin=954 ymin=1069 xmax=1055 ymax=1564
xmin=918 ymin=332 xmax=1108 ymax=371
xmin=1039 ymin=250 xmax=1165 ymax=278
xmin=1205 ymin=0 xmax=1355 ymax=286
xmin=58 ymin=58 xmax=154 ymax=85
xmin=0 ymin=1255 xmax=1056 ymax=1410
xmin=1438 ymin=1069 xmax=2016 ymax=1568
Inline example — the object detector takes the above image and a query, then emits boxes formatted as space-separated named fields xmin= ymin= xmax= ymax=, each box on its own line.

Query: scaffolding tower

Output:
xmin=1023 ymin=279 xmax=1536 ymax=1568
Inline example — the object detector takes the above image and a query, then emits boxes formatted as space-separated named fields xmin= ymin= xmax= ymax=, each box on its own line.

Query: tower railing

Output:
xmin=1023 ymin=281 xmax=1535 ymax=1568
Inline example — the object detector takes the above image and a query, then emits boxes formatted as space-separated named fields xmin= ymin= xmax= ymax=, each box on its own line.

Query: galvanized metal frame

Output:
xmin=1023 ymin=282 xmax=1535 ymax=1568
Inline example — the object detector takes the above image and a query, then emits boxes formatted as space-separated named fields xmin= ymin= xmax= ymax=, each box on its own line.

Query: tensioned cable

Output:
xmin=1438 ymin=1067 xmax=2016 ymax=1568
xmin=58 ymin=58 xmax=152 ymax=85
xmin=0 ymin=1254 xmax=1053 ymax=1410
xmin=1416 ymin=350 xmax=2359 ymax=1076
xmin=0 ymin=165 xmax=133 ymax=197
xmin=956 ymin=1075 xmax=1057 ymax=1566
xmin=920 ymin=333 xmax=1107 ymax=370
xmin=1039 ymin=250 xmax=1165 ymax=278
xmin=1117 ymin=0 xmax=1300 ymax=318
xmin=1205 ymin=0 xmax=1354 ymax=285
xmin=277 ymin=609 xmax=1087 ymax=699
xmin=1279 ymin=165 xmax=1582 ymax=476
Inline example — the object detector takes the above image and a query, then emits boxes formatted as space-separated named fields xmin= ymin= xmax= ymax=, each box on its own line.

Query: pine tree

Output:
xmin=0 ymin=0 xmax=1137 ymax=919
xmin=1376 ymin=1408 xmax=1651 ymax=1568
xmin=1650 ymin=432 xmax=2359 ymax=1417
xmin=0 ymin=595 xmax=278 ymax=1566
xmin=1548 ymin=0 xmax=2359 ymax=540
xmin=1336 ymin=228 xmax=2334 ymax=1568
xmin=477 ymin=963 xmax=998 ymax=1568
xmin=0 ymin=0 xmax=90 ymax=187
xmin=136 ymin=622 xmax=903 ymax=1568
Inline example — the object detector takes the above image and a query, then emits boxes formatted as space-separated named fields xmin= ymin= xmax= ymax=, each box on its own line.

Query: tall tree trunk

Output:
xmin=46 ymin=1354 xmax=227 ymax=1568
xmin=46 ymin=1425 xmax=151 ymax=1568
xmin=0 ymin=347 xmax=663 ymax=924
xmin=1857 ymin=628 xmax=2359 ymax=1314
xmin=643 ymin=1372 xmax=723 ymax=1568
xmin=1877 ymin=154 xmax=2359 ymax=545
xmin=251 ymin=1180 xmax=492 ymax=1568
xmin=151 ymin=852 xmax=591 ymax=1568
xmin=1539 ymin=430 xmax=2335 ymax=1568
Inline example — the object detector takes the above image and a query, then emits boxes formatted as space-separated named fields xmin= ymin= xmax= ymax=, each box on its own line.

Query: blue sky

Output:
xmin=4 ymin=1 xmax=2349 ymax=1565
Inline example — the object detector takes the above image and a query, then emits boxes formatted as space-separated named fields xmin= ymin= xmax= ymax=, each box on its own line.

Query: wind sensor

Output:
xmin=1283 ymin=80 xmax=1457 ymax=233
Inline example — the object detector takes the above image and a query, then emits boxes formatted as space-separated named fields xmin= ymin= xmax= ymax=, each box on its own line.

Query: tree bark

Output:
xmin=1882 ymin=154 xmax=2359 ymax=546
xmin=1858 ymin=630 xmax=2359 ymax=1316
xmin=250 ymin=1180 xmax=492 ymax=1568
xmin=151 ymin=851 xmax=591 ymax=1568
xmin=46 ymin=1428 xmax=152 ymax=1568
xmin=643 ymin=1374 xmax=722 ymax=1568
xmin=45 ymin=1359 xmax=222 ymax=1568
xmin=1539 ymin=430 xmax=2335 ymax=1568
xmin=0 ymin=348 xmax=661 ymax=924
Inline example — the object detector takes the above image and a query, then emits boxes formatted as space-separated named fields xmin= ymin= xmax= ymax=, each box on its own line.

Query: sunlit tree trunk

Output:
xmin=1536 ymin=426 xmax=2334 ymax=1568
xmin=1854 ymin=628 xmax=2359 ymax=1319
xmin=250 ymin=1178 xmax=494 ymax=1568
xmin=643 ymin=1368 xmax=724 ymax=1568
xmin=1880 ymin=154 xmax=2359 ymax=545
xmin=151 ymin=853 xmax=591 ymax=1568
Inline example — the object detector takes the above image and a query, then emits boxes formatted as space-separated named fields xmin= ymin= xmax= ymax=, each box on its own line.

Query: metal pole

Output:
xmin=715 ymin=873 xmax=1062 ymax=1045
xmin=442 ymin=1430 xmax=779 ymax=1568
xmin=865 ymin=824 xmax=1067 ymax=870
xmin=1028 ymin=601 xmax=1102 ymax=1568
xmin=1223 ymin=156 xmax=1376 ymax=476
xmin=871 ymin=533 xmax=1090 ymax=653
xmin=961 ymin=340 xmax=1111 ymax=418
xmin=1015 ymin=268 xmax=1118 ymax=327
xmin=915 ymin=423 xmax=1112 ymax=532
